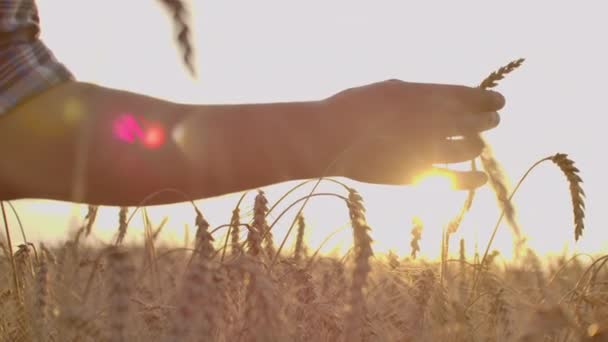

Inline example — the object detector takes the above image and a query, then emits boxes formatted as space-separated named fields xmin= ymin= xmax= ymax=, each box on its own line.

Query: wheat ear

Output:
xmin=452 ymin=59 xmax=526 ymax=240
xmin=294 ymin=213 xmax=307 ymax=263
xmin=470 ymin=153 xmax=585 ymax=302
xmin=551 ymin=153 xmax=586 ymax=241
xmin=343 ymin=187 xmax=373 ymax=341
xmin=158 ymin=0 xmax=196 ymax=76
xmin=410 ymin=217 xmax=423 ymax=259
xmin=115 ymin=207 xmax=129 ymax=245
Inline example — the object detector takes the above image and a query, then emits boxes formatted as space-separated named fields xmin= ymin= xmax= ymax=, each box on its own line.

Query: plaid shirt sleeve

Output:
xmin=0 ymin=0 xmax=75 ymax=115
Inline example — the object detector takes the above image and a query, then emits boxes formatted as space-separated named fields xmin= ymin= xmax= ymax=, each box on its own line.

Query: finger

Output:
xmin=428 ymin=84 xmax=506 ymax=112
xmin=432 ymin=168 xmax=488 ymax=190
xmin=468 ymin=111 xmax=501 ymax=133
xmin=417 ymin=111 xmax=499 ymax=139
xmin=430 ymin=136 xmax=485 ymax=164
xmin=439 ymin=111 xmax=500 ymax=137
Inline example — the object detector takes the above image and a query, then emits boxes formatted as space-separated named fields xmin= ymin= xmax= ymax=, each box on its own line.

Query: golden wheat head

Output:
xmin=551 ymin=153 xmax=586 ymax=241
xmin=479 ymin=58 xmax=525 ymax=89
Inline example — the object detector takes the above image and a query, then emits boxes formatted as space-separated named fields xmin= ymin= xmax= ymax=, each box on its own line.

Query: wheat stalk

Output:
xmin=477 ymin=59 xmax=525 ymax=239
xmin=343 ymin=187 xmax=373 ymax=342
xmin=458 ymin=238 xmax=467 ymax=302
xmin=193 ymin=208 xmax=214 ymax=260
xmin=105 ymin=247 xmax=135 ymax=342
xmin=255 ymin=190 xmax=276 ymax=259
xmin=229 ymin=208 xmax=242 ymax=256
xmin=410 ymin=217 xmax=423 ymax=259
xmin=551 ymin=153 xmax=586 ymax=241
xmin=60 ymin=308 xmax=106 ymax=342
xmin=294 ymin=213 xmax=307 ymax=263
xmin=410 ymin=269 xmax=436 ymax=336
xmin=470 ymin=153 xmax=586 ymax=304
xmin=168 ymin=258 xmax=222 ymax=341
xmin=115 ymin=207 xmax=129 ymax=245
xmin=246 ymin=191 xmax=266 ymax=258
xmin=84 ymin=205 xmax=98 ymax=237
xmin=479 ymin=59 xmax=525 ymax=89
xmin=451 ymin=59 xmax=525 ymax=242
xmin=33 ymin=253 xmax=50 ymax=341
xmin=158 ymin=0 xmax=196 ymax=76
xmin=1 ymin=202 xmax=20 ymax=301
xmin=239 ymin=256 xmax=288 ymax=341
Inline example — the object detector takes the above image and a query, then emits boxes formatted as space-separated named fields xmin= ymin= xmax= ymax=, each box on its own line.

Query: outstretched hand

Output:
xmin=322 ymin=79 xmax=505 ymax=189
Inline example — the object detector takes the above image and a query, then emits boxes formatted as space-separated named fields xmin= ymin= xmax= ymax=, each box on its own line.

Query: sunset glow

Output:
xmin=7 ymin=0 xmax=602 ymax=261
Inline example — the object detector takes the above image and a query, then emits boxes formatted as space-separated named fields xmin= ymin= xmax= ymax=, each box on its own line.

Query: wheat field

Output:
xmin=0 ymin=12 xmax=599 ymax=337
xmin=0 ymin=149 xmax=598 ymax=341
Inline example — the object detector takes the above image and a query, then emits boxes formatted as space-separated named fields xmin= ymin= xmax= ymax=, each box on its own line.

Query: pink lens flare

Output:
xmin=143 ymin=123 xmax=166 ymax=149
xmin=112 ymin=113 xmax=166 ymax=149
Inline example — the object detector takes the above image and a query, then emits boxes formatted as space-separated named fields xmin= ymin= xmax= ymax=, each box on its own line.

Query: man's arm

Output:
xmin=0 ymin=81 xmax=337 ymax=206
xmin=0 ymin=79 xmax=503 ymax=206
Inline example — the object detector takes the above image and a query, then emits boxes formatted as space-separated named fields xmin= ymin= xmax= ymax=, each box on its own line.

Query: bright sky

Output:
xmin=6 ymin=0 xmax=606 ymax=260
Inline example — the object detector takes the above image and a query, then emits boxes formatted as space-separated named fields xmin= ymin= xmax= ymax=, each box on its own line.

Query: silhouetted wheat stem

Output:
xmin=410 ymin=217 xmax=423 ymax=259
xmin=450 ymin=58 xmax=525 ymax=242
xmin=158 ymin=0 xmax=196 ymax=76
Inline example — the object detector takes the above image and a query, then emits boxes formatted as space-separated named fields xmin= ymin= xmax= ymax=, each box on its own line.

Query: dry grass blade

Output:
xmin=158 ymin=0 xmax=196 ymax=77
xmin=551 ymin=153 xmax=586 ymax=241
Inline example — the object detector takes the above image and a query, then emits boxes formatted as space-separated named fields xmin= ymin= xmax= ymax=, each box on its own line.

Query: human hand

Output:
xmin=322 ymin=79 xmax=505 ymax=189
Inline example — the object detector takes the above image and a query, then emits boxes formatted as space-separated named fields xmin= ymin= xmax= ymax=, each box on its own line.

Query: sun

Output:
xmin=412 ymin=168 xmax=458 ymax=189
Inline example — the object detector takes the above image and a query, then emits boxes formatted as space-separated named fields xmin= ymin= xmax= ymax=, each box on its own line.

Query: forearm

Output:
xmin=0 ymin=81 xmax=339 ymax=206
xmin=178 ymin=100 xmax=338 ymax=198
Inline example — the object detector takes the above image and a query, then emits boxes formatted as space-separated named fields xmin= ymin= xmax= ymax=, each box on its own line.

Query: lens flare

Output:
xmin=113 ymin=113 xmax=143 ymax=143
xmin=112 ymin=113 xmax=166 ymax=149
xmin=62 ymin=97 xmax=84 ymax=125
xmin=143 ymin=123 xmax=166 ymax=149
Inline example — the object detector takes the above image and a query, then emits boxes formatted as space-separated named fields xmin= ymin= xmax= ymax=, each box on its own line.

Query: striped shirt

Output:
xmin=0 ymin=0 xmax=74 ymax=115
